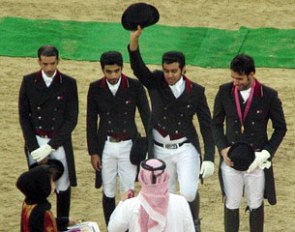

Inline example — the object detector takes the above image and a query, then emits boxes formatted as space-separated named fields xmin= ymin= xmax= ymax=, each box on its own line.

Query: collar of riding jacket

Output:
xmin=100 ymin=73 xmax=129 ymax=89
xmin=231 ymin=79 xmax=263 ymax=97
xmin=161 ymin=75 xmax=193 ymax=93
xmin=36 ymin=69 xmax=62 ymax=84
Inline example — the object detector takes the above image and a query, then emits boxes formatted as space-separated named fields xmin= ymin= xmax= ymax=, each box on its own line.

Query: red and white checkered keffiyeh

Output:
xmin=137 ymin=159 xmax=170 ymax=232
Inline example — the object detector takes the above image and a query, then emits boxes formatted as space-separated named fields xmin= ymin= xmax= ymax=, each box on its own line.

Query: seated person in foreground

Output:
xmin=108 ymin=158 xmax=195 ymax=232
xmin=16 ymin=160 xmax=76 ymax=232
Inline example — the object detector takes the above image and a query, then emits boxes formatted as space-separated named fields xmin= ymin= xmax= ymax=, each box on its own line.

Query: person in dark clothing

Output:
xmin=18 ymin=45 xmax=79 ymax=230
xmin=128 ymin=26 xmax=215 ymax=232
xmin=86 ymin=51 xmax=150 ymax=227
xmin=211 ymin=54 xmax=287 ymax=232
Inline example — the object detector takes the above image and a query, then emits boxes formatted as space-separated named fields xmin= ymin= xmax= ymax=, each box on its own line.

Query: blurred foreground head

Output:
xmin=139 ymin=158 xmax=169 ymax=185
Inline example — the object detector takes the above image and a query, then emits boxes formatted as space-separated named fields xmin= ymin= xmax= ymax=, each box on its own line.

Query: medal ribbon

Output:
xmin=234 ymin=81 xmax=255 ymax=133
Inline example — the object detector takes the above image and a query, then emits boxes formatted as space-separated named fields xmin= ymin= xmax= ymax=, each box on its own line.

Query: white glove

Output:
xmin=247 ymin=150 xmax=271 ymax=173
xmin=31 ymin=144 xmax=54 ymax=162
xmin=200 ymin=161 xmax=214 ymax=178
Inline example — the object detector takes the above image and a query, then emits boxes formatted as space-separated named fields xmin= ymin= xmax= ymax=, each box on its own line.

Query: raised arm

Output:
xmin=129 ymin=26 xmax=143 ymax=51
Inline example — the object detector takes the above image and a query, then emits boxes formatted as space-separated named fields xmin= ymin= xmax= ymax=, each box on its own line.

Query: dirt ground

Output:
xmin=0 ymin=0 xmax=294 ymax=231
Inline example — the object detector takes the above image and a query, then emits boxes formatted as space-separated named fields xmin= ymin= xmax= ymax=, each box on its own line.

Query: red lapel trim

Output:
xmin=120 ymin=74 xmax=129 ymax=89
xmin=231 ymin=79 xmax=263 ymax=97
xmin=99 ymin=74 xmax=129 ymax=89
xmin=161 ymin=75 xmax=193 ymax=93
xmin=35 ymin=70 xmax=62 ymax=84
xmin=253 ymin=79 xmax=263 ymax=97
xmin=183 ymin=75 xmax=193 ymax=93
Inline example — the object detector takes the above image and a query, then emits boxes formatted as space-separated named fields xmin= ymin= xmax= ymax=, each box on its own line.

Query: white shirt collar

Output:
xmin=106 ymin=77 xmax=121 ymax=96
xmin=240 ymin=88 xmax=251 ymax=102
xmin=42 ymin=70 xmax=57 ymax=87
xmin=169 ymin=76 xmax=185 ymax=98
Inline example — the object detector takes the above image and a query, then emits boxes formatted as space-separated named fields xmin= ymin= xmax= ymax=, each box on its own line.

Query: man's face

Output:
xmin=163 ymin=62 xmax=184 ymax=85
xmin=231 ymin=70 xmax=255 ymax=91
xmin=103 ymin=64 xmax=122 ymax=85
xmin=38 ymin=55 xmax=59 ymax=77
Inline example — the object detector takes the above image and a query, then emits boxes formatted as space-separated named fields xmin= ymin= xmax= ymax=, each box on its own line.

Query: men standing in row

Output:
xmin=18 ymin=45 xmax=79 ymax=231
xmin=212 ymin=54 xmax=287 ymax=231
xmin=86 ymin=51 xmax=150 ymax=227
xmin=128 ymin=26 xmax=215 ymax=232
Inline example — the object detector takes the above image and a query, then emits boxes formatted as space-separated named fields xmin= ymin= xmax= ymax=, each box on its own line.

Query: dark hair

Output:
xmin=230 ymin=54 xmax=255 ymax=75
xmin=100 ymin=51 xmax=123 ymax=69
xmin=37 ymin=45 xmax=59 ymax=59
xmin=162 ymin=51 xmax=185 ymax=69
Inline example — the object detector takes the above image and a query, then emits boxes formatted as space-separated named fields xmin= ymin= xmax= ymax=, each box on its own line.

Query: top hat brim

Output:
xmin=228 ymin=142 xmax=255 ymax=171
xmin=30 ymin=159 xmax=64 ymax=181
xmin=121 ymin=3 xmax=160 ymax=31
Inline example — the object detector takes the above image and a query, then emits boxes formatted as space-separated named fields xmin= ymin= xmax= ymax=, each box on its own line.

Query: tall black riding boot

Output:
xmin=189 ymin=192 xmax=201 ymax=232
xmin=224 ymin=206 xmax=239 ymax=232
xmin=56 ymin=187 xmax=71 ymax=218
xmin=249 ymin=204 xmax=264 ymax=232
xmin=56 ymin=187 xmax=71 ymax=231
xmin=103 ymin=193 xmax=116 ymax=227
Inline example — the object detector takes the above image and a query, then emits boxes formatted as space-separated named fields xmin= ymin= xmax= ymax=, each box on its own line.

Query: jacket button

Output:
xmin=163 ymin=116 xmax=167 ymax=120
xmin=108 ymin=121 xmax=111 ymax=124
xmin=37 ymin=106 xmax=41 ymax=110
xmin=38 ymin=116 xmax=42 ymax=120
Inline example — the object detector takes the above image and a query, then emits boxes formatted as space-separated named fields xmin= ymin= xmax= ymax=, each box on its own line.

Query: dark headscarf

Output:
xmin=16 ymin=165 xmax=53 ymax=204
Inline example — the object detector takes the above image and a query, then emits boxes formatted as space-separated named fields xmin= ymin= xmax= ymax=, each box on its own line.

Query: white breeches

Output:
xmin=153 ymin=142 xmax=200 ymax=202
xmin=221 ymin=161 xmax=265 ymax=210
xmin=102 ymin=139 xmax=137 ymax=198
xmin=28 ymin=135 xmax=70 ymax=193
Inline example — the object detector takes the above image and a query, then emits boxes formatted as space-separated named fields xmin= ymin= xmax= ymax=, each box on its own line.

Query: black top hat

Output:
xmin=30 ymin=159 xmax=64 ymax=181
xmin=121 ymin=3 xmax=160 ymax=31
xmin=228 ymin=142 xmax=255 ymax=171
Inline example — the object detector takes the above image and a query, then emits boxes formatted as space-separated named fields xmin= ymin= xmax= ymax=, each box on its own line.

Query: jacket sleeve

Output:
xmin=196 ymin=88 xmax=215 ymax=162
xmin=18 ymin=76 xmax=39 ymax=153
xmin=264 ymin=90 xmax=287 ymax=156
xmin=136 ymin=83 xmax=151 ymax=135
xmin=211 ymin=86 xmax=228 ymax=152
xmin=86 ymin=84 xmax=100 ymax=155
xmin=128 ymin=45 xmax=157 ymax=89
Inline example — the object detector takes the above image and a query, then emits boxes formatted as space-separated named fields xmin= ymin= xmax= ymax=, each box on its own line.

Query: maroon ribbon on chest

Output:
xmin=234 ymin=81 xmax=255 ymax=133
